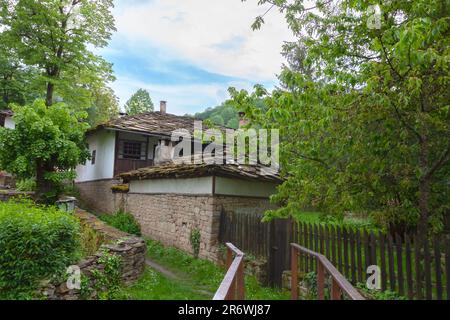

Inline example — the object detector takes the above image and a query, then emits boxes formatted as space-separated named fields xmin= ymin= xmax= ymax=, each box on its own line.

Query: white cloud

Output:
xmin=113 ymin=0 xmax=293 ymax=81
xmin=111 ymin=76 xmax=251 ymax=115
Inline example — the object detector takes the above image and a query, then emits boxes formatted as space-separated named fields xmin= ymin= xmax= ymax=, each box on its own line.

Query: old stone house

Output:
xmin=116 ymin=162 xmax=281 ymax=261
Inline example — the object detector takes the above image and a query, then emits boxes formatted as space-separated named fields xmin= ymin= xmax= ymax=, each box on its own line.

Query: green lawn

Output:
xmin=118 ymin=239 xmax=290 ymax=300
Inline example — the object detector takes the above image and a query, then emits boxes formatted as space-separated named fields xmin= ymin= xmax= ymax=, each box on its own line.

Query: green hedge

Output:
xmin=0 ymin=199 xmax=80 ymax=298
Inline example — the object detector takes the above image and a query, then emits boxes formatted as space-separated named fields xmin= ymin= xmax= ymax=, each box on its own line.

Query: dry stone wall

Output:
xmin=41 ymin=208 xmax=146 ymax=300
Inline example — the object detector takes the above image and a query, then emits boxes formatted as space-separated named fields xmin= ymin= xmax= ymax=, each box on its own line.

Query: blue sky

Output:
xmin=97 ymin=0 xmax=293 ymax=115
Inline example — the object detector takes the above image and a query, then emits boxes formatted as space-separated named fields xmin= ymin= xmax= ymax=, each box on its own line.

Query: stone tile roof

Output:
xmin=0 ymin=109 xmax=13 ymax=116
xmin=120 ymin=161 xmax=282 ymax=183
xmin=93 ymin=111 xmax=228 ymax=137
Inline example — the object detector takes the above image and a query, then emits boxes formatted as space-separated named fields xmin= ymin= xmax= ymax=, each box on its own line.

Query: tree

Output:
xmin=124 ymin=89 xmax=154 ymax=115
xmin=0 ymin=35 xmax=40 ymax=109
xmin=0 ymin=100 xmax=90 ymax=203
xmin=231 ymin=0 xmax=449 ymax=236
xmin=86 ymin=86 xmax=119 ymax=126
xmin=0 ymin=0 xmax=116 ymax=107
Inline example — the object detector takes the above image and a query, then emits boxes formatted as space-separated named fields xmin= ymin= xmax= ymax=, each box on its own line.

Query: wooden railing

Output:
xmin=291 ymin=243 xmax=365 ymax=300
xmin=213 ymin=243 xmax=245 ymax=300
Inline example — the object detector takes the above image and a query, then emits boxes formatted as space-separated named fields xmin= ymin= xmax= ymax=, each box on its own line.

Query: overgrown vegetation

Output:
xmin=0 ymin=199 xmax=81 ymax=299
xmin=144 ymin=239 xmax=289 ymax=300
xmin=99 ymin=210 xmax=141 ymax=236
xmin=189 ymin=228 xmax=201 ymax=258
xmin=231 ymin=0 xmax=450 ymax=237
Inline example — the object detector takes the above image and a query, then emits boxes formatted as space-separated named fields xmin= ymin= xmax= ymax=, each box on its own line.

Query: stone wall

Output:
xmin=0 ymin=190 xmax=34 ymax=201
xmin=41 ymin=208 xmax=146 ymax=300
xmin=124 ymin=193 xmax=220 ymax=261
xmin=76 ymin=179 xmax=120 ymax=214
xmin=121 ymin=193 xmax=275 ymax=262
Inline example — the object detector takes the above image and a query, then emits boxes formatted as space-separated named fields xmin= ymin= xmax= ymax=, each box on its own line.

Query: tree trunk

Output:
xmin=46 ymin=82 xmax=54 ymax=107
xmin=35 ymin=162 xmax=53 ymax=203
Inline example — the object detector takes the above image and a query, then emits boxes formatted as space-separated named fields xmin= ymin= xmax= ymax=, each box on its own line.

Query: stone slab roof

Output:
xmin=93 ymin=111 xmax=228 ymax=138
xmin=120 ymin=162 xmax=282 ymax=183
xmin=0 ymin=109 xmax=13 ymax=116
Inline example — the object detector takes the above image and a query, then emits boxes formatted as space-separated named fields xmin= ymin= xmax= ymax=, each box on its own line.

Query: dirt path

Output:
xmin=145 ymin=258 xmax=214 ymax=297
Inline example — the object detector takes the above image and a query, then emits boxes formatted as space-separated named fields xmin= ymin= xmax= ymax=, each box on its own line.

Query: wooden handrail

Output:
xmin=290 ymin=243 xmax=365 ymax=300
xmin=213 ymin=243 xmax=245 ymax=300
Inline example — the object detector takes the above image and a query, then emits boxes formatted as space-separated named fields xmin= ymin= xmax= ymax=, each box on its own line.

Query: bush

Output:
xmin=0 ymin=199 xmax=81 ymax=298
xmin=99 ymin=211 xmax=141 ymax=236
xmin=15 ymin=178 xmax=36 ymax=192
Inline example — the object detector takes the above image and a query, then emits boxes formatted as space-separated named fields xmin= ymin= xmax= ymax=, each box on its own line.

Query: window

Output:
xmin=119 ymin=141 xmax=146 ymax=160
xmin=91 ymin=150 xmax=96 ymax=165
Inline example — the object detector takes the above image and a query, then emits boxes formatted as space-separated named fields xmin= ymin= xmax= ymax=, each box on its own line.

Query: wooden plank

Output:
xmin=379 ymin=231 xmax=387 ymax=291
xmin=445 ymin=239 xmax=450 ymax=300
xmin=363 ymin=230 xmax=371 ymax=269
xmin=337 ymin=226 xmax=342 ymax=273
xmin=350 ymin=228 xmax=357 ymax=284
xmin=304 ymin=223 xmax=309 ymax=273
xmin=356 ymin=229 xmax=363 ymax=284
xmin=343 ymin=227 xmax=349 ymax=278
xmin=325 ymin=225 xmax=331 ymax=260
xmin=424 ymin=238 xmax=432 ymax=300
xmin=319 ymin=224 xmax=325 ymax=255
xmin=387 ymin=233 xmax=396 ymax=291
xmin=317 ymin=261 xmax=325 ymax=300
xmin=331 ymin=225 xmax=337 ymax=266
xmin=370 ymin=231 xmax=377 ymax=272
xmin=395 ymin=233 xmax=404 ymax=296
xmin=291 ymin=246 xmax=298 ymax=300
xmin=434 ymin=236 xmax=443 ymax=300
xmin=309 ymin=223 xmax=314 ymax=271
xmin=414 ymin=234 xmax=423 ymax=300
xmin=404 ymin=234 xmax=414 ymax=299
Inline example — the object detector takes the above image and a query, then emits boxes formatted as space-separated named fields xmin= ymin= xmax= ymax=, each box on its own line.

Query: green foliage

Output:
xmin=233 ymin=0 xmax=450 ymax=236
xmin=15 ymin=178 xmax=36 ymax=192
xmin=124 ymin=89 xmax=154 ymax=115
xmin=0 ymin=100 xmax=90 ymax=203
xmin=79 ymin=221 xmax=104 ymax=258
xmin=189 ymin=228 xmax=201 ymax=258
xmin=0 ymin=199 xmax=81 ymax=298
xmin=90 ymin=250 xmax=123 ymax=300
xmin=0 ymin=0 xmax=116 ymax=107
xmin=99 ymin=210 xmax=141 ymax=236
xmin=145 ymin=239 xmax=289 ymax=300
xmin=86 ymin=86 xmax=119 ymax=126
xmin=356 ymin=283 xmax=406 ymax=300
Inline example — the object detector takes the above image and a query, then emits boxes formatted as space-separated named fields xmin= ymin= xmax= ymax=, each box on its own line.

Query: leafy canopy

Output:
xmin=0 ymin=0 xmax=116 ymax=107
xmin=0 ymin=100 xmax=90 ymax=200
xmin=232 ymin=0 xmax=449 ymax=234
xmin=124 ymin=89 xmax=154 ymax=115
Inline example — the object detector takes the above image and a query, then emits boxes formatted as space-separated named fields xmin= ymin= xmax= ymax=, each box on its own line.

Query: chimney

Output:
xmin=160 ymin=101 xmax=167 ymax=114
xmin=238 ymin=111 xmax=248 ymax=128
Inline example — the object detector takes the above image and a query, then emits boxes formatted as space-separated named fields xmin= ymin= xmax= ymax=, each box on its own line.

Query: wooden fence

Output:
xmin=218 ymin=211 xmax=450 ymax=300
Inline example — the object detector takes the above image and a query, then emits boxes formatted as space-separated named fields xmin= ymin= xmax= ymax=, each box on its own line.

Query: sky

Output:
xmin=97 ymin=0 xmax=294 ymax=115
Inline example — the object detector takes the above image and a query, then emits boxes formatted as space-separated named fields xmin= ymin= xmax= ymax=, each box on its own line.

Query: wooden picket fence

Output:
xmin=219 ymin=211 xmax=450 ymax=300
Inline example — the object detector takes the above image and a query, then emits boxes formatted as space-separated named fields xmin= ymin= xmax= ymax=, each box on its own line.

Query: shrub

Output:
xmin=0 ymin=199 xmax=81 ymax=298
xmin=16 ymin=178 xmax=36 ymax=192
xmin=99 ymin=211 xmax=141 ymax=236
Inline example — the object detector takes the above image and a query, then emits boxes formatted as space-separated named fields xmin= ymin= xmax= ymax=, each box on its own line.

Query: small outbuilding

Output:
xmin=116 ymin=162 xmax=282 ymax=261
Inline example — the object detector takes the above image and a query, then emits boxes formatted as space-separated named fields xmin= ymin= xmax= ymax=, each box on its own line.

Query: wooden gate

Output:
xmin=219 ymin=211 xmax=291 ymax=287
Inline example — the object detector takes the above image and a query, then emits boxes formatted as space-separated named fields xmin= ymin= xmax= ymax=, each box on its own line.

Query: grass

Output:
xmin=119 ymin=268 xmax=210 ymax=300
xmin=118 ymin=239 xmax=290 ymax=300
xmin=292 ymin=211 xmax=322 ymax=224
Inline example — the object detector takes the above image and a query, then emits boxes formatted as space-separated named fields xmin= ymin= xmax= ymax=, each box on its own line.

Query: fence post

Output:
xmin=237 ymin=259 xmax=245 ymax=300
xmin=317 ymin=260 xmax=325 ymax=300
xmin=291 ymin=245 xmax=299 ymax=300
xmin=331 ymin=278 xmax=341 ymax=300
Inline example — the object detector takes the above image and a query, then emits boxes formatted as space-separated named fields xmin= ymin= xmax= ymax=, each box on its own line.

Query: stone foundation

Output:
xmin=122 ymin=193 xmax=275 ymax=262
xmin=76 ymin=180 xmax=277 ymax=263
